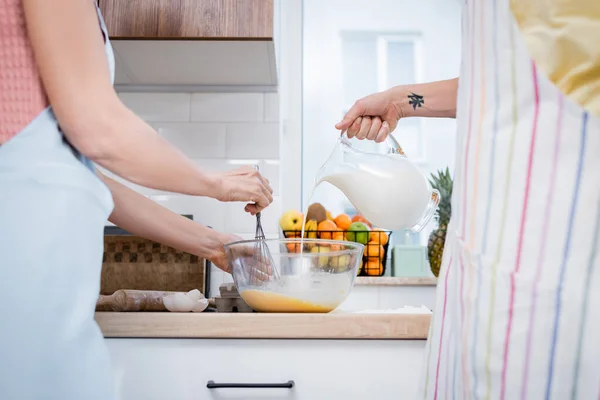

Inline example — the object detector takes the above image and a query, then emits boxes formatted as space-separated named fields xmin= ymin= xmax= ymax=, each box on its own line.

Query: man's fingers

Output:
xmin=347 ymin=116 xmax=362 ymax=138
xmin=335 ymin=101 xmax=366 ymax=130
xmin=367 ymin=117 xmax=382 ymax=141
xmin=375 ymin=121 xmax=390 ymax=143
xmin=356 ymin=116 xmax=372 ymax=140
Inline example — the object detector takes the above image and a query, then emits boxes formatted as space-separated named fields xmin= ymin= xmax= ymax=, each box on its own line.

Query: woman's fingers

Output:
xmin=218 ymin=166 xmax=274 ymax=214
xmin=256 ymin=171 xmax=273 ymax=195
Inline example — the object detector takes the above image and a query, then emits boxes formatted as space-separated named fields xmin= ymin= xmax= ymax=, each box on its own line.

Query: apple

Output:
xmin=279 ymin=210 xmax=303 ymax=234
xmin=346 ymin=222 xmax=370 ymax=244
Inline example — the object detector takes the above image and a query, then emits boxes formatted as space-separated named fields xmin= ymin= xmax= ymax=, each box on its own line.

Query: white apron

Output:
xmin=0 ymin=3 xmax=116 ymax=399
xmin=420 ymin=0 xmax=600 ymax=399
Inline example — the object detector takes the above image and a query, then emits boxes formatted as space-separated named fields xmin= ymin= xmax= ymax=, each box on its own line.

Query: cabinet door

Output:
xmin=106 ymin=338 xmax=426 ymax=400
xmin=99 ymin=0 xmax=274 ymax=39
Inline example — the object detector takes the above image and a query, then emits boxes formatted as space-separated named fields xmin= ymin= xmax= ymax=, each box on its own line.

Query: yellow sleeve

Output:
xmin=511 ymin=0 xmax=600 ymax=116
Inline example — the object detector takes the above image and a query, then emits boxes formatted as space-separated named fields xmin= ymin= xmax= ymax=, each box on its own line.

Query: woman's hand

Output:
xmin=210 ymin=233 xmax=244 ymax=273
xmin=211 ymin=233 xmax=273 ymax=279
xmin=335 ymin=89 xmax=403 ymax=142
xmin=212 ymin=166 xmax=274 ymax=215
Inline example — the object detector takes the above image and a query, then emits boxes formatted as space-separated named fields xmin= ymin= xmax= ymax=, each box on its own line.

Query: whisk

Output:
xmin=251 ymin=165 xmax=278 ymax=283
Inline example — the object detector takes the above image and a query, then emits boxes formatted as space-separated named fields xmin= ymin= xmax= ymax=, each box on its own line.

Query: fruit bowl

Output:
xmin=224 ymin=239 xmax=364 ymax=313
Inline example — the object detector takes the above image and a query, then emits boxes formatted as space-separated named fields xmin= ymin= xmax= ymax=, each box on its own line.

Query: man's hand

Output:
xmin=335 ymin=89 xmax=402 ymax=143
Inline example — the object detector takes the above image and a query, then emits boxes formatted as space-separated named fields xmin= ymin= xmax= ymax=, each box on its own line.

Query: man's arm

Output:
xmin=336 ymin=78 xmax=459 ymax=142
xmin=393 ymin=78 xmax=459 ymax=119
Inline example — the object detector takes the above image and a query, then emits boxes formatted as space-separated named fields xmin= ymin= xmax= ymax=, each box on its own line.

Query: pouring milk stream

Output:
xmin=312 ymin=132 xmax=439 ymax=232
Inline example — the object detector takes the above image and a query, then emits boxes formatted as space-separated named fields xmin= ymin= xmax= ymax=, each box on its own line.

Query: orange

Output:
xmin=286 ymin=243 xmax=301 ymax=253
xmin=364 ymin=259 xmax=384 ymax=276
xmin=365 ymin=241 xmax=385 ymax=260
xmin=369 ymin=230 xmax=389 ymax=246
xmin=352 ymin=214 xmax=372 ymax=227
xmin=332 ymin=230 xmax=345 ymax=242
xmin=284 ymin=231 xmax=300 ymax=238
xmin=317 ymin=220 xmax=337 ymax=239
xmin=334 ymin=214 xmax=352 ymax=230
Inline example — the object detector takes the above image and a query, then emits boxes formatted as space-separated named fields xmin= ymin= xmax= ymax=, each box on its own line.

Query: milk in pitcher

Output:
xmin=315 ymin=133 xmax=439 ymax=232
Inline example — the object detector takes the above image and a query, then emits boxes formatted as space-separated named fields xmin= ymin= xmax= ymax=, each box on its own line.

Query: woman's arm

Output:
xmin=335 ymin=78 xmax=459 ymax=142
xmin=22 ymin=0 xmax=271 ymax=212
xmin=99 ymin=172 xmax=236 ymax=272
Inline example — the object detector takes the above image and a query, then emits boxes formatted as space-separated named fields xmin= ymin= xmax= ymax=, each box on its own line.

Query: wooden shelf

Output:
xmin=355 ymin=276 xmax=438 ymax=286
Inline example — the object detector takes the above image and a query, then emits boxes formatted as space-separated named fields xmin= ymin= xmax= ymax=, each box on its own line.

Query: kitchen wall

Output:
xmin=100 ymin=91 xmax=281 ymax=295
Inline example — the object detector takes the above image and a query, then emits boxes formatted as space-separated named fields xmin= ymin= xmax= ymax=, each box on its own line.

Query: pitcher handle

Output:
xmin=385 ymin=133 xmax=406 ymax=156
xmin=340 ymin=131 xmax=406 ymax=156
xmin=411 ymin=189 xmax=441 ymax=233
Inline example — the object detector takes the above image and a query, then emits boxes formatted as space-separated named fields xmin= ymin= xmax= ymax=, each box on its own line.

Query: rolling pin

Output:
xmin=96 ymin=290 xmax=177 ymax=312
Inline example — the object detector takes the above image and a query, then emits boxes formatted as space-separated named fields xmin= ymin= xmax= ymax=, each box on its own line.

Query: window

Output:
xmin=340 ymin=32 xmax=425 ymax=161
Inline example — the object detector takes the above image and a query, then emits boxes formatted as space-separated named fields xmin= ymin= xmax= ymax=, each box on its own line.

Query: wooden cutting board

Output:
xmin=96 ymin=290 xmax=177 ymax=312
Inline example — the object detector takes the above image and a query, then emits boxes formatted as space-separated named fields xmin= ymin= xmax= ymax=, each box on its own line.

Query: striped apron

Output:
xmin=0 ymin=3 xmax=116 ymax=399
xmin=420 ymin=0 xmax=600 ymax=399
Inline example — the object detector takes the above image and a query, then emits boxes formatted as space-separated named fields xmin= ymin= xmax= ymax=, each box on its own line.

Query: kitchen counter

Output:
xmin=355 ymin=276 xmax=438 ymax=286
xmin=95 ymin=311 xmax=430 ymax=339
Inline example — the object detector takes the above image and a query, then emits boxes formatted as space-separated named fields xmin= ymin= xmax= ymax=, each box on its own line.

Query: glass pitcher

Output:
xmin=315 ymin=132 xmax=440 ymax=232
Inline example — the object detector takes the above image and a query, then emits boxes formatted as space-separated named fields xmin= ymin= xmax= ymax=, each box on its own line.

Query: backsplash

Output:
xmin=100 ymin=92 xmax=281 ymax=294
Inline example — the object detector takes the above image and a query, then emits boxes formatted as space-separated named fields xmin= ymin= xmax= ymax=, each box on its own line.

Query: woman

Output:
xmin=337 ymin=0 xmax=599 ymax=398
xmin=0 ymin=0 xmax=272 ymax=398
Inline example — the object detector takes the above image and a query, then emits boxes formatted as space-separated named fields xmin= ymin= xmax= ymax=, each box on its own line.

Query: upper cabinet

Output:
xmin=99 ymin=0 xmax=273 ymax=39
xmin=99 ymin=0 xmax=277 ymax=88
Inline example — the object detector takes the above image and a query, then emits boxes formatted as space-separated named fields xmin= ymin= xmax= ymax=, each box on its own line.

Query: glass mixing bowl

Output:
xmin=224 ymin=238 xmax=364 ymax=313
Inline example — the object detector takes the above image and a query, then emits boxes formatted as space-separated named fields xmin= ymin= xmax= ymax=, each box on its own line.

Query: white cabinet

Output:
xmin=106 ymin=338 xmax=426 ymax=400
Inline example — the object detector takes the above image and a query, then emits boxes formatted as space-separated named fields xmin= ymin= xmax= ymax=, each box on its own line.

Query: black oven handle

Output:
xmin=207 ymin=380 xmax=294 ymax=389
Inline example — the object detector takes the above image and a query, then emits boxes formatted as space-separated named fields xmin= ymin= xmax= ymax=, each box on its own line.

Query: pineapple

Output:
xmin=427 ymin=168 xmax=453 ymax=277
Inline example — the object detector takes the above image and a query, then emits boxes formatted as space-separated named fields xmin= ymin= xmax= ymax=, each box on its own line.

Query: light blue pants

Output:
xmin=0 ymin=109 xmax=115 ymax=399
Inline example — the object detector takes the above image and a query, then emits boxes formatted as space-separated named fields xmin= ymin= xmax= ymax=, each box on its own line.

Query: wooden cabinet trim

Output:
xmin=99 ymin=0 xmax=274 ymax=40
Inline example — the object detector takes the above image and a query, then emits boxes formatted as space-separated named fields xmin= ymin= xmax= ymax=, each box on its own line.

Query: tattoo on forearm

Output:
xmin=408 ymin=92 xmax=425 ymax=110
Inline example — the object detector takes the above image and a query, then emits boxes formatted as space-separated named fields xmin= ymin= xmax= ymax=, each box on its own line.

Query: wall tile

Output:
xmin=261 ymin=161 xmax=280 ymax=195
xmin=150 ymin=194 xmax=227 ymax=231
xmin=155 ymin=123 xmax=227 ymax=158
xmin=226 ymin=123 xmax=279 ymax=159
xmin=264 ymin=93 xmax=280 ymax=122
xmin=119 ymin=93 xmax=190 ymax=122
xmin=191 ymin=93 xmax=264 ymax=122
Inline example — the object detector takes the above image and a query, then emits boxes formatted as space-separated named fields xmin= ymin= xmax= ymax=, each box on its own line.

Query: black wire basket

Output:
xmin=281 ymin=230 xmax=392 ymax=277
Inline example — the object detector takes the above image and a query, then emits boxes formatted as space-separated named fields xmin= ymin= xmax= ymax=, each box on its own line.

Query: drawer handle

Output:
xmin=206 ymin=380 xmax=294 ymax=389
